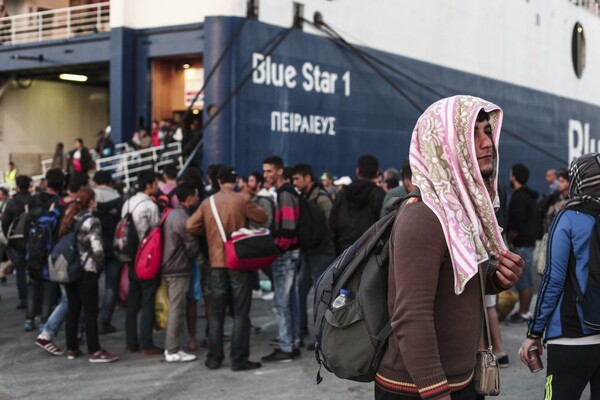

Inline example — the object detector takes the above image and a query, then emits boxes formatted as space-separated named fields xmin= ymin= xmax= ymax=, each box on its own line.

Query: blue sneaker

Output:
xmin=24 ymin=320 xmax=35 ymax=332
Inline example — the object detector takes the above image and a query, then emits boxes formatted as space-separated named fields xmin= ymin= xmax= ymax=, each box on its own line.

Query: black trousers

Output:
xmin=65 ymin=271 xmax=100 ymax=354
xmin=207 ymin=268 xmax=252 ymax=366
xmin=546 ymin=343 xmax=600 ymax=400
xmin=375 ymin=382 xmax=483 ymax=400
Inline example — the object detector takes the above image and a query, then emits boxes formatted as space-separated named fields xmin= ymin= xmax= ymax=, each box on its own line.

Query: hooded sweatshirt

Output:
xmin=329 ymin=179 xmax=385 ymax=253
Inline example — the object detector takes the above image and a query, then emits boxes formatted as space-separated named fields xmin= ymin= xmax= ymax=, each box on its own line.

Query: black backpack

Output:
xmin=297 ymin=192 xmax=328 ymax=251
xmin=313 ymin=191 xmax=420 ymax=384
xmin=113 ymin=200 xmax=144 ymax=263
xmin=95 ymin=197 xmax=123 ymax=259
xmin=568 ymin=209 xmax=600 ymax=331
xmin=26 ymin=208 xmax=62 ymax=281
xmin=7 ymin=197 xmax=43 ymax=251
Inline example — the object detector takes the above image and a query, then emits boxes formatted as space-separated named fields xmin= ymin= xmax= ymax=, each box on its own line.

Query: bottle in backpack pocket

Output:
xmin=332 ymin=289 xmax=353 ymax=309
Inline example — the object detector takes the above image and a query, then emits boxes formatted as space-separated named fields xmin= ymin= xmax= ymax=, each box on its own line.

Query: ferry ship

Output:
xmin=0 ymin=0 xmax=598 ymax=192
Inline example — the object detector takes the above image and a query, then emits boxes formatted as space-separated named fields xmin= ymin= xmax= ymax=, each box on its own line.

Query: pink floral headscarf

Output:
xmin=409 ymin=95 xmax=507 ymax=294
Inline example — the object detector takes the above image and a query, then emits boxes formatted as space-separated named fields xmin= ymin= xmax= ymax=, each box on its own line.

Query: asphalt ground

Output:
xmin=0 ymin=268 xmax=589 ymax=400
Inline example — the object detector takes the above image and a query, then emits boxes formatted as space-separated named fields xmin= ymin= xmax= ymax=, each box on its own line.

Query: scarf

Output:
xmin=565 ymin=153 xmax=600 ymax=214
xmin=409 ymin=95 xmax=507 ymax=294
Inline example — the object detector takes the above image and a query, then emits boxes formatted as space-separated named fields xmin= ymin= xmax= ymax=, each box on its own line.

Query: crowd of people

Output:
xmin=0 ymin=148 xmax=407 ymax=370
xmin=0 ymin=95 xmax=599 ymax=399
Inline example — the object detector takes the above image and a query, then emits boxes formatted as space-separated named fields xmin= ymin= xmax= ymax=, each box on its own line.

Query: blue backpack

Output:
xmin=48 ymin=214 xmax=91 ymax=283
xmin=26 ymin=208 xmax=62 ymax=281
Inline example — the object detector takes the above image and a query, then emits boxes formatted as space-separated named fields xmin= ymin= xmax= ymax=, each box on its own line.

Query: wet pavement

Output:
xmin=0 ymin=271 xmax=587 ymax=400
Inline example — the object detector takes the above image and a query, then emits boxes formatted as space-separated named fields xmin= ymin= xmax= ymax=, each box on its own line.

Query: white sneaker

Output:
xmin=164 ymin=350 xmax=197 ymax=363
xmin=261 ymin=292 xmax=274 ymax=301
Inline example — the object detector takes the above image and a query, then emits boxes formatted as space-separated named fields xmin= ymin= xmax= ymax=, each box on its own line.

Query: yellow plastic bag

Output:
xmin=154 ymin=279 xmax=169 ymax=331
xmin=496 ymin=290 xmax=518 ymax=322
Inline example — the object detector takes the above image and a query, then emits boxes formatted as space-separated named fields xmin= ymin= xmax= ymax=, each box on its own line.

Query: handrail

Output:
xmin=41 ymin=142 xmax=128 ymax=174
xmin=38 ymin=141 xmax=183 ymax=192
xmin=95 ymin=142 xmax=183 ymax=191
xmin=0 ymin=2 xmax=109 ymax=46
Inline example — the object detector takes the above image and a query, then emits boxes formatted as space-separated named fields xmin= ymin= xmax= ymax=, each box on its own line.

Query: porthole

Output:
xmin=572 ymin=22 xmax=586 ymax=79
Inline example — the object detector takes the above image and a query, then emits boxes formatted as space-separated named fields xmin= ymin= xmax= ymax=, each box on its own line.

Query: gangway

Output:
xmin=33 ymin=142 xmax=183 ymax=192
xmin=41 ymin=142 xmax=129 ymax=174
xmin=96 ymin=142 xmax=183 ymax=191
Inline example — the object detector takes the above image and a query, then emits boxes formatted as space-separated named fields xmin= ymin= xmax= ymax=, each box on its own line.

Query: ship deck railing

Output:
xmin=93 ymin=142 xmax=183 ymax=191
xmin=0 ymin=2 xmax=110 ymax=46
xmin=0 ymin=141 xmax=182 ymax=194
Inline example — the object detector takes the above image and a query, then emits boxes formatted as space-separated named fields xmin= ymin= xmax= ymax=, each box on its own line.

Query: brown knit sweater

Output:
xmin=375 ymin=200 xmax=503 ymax=400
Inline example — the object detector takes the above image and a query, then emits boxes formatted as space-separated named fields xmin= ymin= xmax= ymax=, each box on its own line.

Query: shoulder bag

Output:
xmin=473 ymin=262 xmax=500 ymax=396
xmin=209 ymin=195 xmax=279 ymax=272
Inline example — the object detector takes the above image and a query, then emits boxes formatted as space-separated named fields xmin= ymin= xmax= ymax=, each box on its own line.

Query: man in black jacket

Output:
xmin=1 ymin=175 xmax=34 ymax=309
xmin=93 ymin=170 xmax=123 ymax=334
xmin=507 ymin=163 xmax=539 ymax=324
xmin=330 ymin=155 xmax=386 ymax=254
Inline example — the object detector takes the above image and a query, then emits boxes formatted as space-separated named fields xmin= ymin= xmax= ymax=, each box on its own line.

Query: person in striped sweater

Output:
xmin=261 ymin=155 xmax=302 ymax=363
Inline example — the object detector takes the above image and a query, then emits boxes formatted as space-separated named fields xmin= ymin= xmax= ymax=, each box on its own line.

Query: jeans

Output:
xmin=298 ymin=253 xmax=336 ymax=334
xmin=272 ymin=249 xmax=301 ymax=353
xmin=65 ymin=271 xmax=100 ymax=354
xmin=41 ymin=284 xmax=68 ymax=338
xmin=126 ymin=268 xmax=159 ymax=349
xmin=99 ymin=258 xmax=122 ymax=324
xmin=164 ymin=276 xmax=189 ymax=353
xmin=513 ymin=246 xmax=534 ymax=291
xmin=207 ymin=268 xmax=252 ymax=366
xmin=7 ymin=247 xmax=27 ymax=306
xmin=26 ymin=279 xmax=58 ymax=323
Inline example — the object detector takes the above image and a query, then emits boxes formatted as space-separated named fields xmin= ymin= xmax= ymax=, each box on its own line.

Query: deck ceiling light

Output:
xmin=59 ymin=73 xmax=88 ymax=82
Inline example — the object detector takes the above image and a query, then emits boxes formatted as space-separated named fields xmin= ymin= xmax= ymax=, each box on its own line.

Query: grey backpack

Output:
xmin=313 ymin=191 xmax=420 ymax=383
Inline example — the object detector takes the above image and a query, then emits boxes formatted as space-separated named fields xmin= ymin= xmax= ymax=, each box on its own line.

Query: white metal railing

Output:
xmin=0 ymin=2 xmax=109 ymax=46
xmin=42 ymin=142 xmax=183 ymax=190
xmin=5 ymin=142 xmax=181 ymax=194
xmin=41 ymin=142 xmax=128 ymax=174
xmin=97 ymin=142 xmax=183 ymax=191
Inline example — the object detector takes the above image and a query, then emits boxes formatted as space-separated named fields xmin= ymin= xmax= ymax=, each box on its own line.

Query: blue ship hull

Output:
xmin=203 ymin=17 xmax=598 ymax=193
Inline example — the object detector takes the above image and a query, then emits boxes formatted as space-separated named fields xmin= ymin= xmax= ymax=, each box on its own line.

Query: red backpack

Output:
xmin=134 ymin=209 xmax=171 ymax=280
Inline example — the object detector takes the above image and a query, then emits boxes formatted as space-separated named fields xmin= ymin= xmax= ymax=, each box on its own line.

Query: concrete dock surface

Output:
xmin=0 ymin=273 xmax=588 ymax=400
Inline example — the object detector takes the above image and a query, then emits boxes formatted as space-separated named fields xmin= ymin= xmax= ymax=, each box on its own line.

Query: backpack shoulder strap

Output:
xmin=72 ymin=213 xmax=93 ymax=233
xmin=209 ymin=195 xmax=227 ymax=243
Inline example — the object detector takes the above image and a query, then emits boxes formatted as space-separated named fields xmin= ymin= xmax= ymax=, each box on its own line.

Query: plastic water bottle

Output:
xmin=332 ymin=289 xmax=353 ymax=309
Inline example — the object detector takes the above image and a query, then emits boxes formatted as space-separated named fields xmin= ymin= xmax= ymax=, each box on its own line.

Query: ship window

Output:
xmin=572 ymin=22 xmax=586 ymax=79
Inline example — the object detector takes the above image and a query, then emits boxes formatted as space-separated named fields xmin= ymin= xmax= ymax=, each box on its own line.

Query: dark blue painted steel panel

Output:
xmin=137 ymin=24 xmax=203 ymax=59
xmin=203 ymin=17 xmax=600 ymax=194
xmin=0 ymin=34 xmax=109 ymax=73
xmin=110 ymin=27 xmax=136 ymax=144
